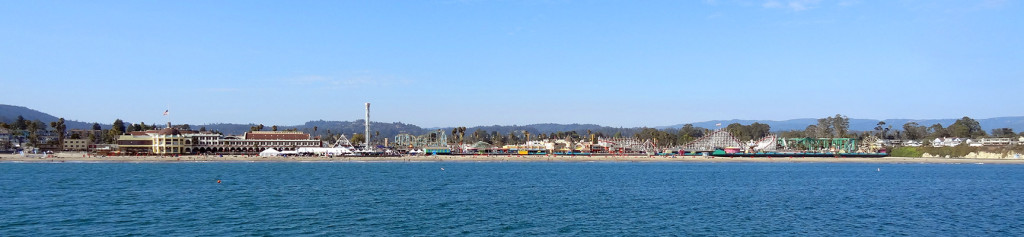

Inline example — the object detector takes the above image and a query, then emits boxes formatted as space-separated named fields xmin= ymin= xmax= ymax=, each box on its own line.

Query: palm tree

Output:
xmin=49 ymin=118 xmax=66 ymax=150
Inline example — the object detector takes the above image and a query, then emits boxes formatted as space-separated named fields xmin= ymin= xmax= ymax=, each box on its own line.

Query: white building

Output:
xmin=932 ymin=137 xmax=964 ymax=147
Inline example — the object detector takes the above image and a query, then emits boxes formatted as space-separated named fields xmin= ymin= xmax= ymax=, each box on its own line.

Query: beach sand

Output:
xmin=2 ymin=153 xmax=1023 ymax=164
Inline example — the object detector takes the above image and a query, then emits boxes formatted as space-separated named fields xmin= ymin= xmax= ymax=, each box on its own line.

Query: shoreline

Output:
xmin=2 ymin=153 xmax=1024 ymax=164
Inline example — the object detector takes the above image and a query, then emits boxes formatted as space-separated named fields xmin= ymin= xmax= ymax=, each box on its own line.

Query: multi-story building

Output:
xmin=151 ymin=128 xmax=192 ymax=154
xmin=194 ymin=131 xmax=322 ymax=154
xmin=63 ymin=138 xmax=92 ymax=151
xmin=116 ymin=134 xmax=154 ymax=155
xmin=114 ymin=125 xmax=322 ymax=155
xmin=0 ymin=128 xmax=13 ymax=150
xmin=68 ymin=129 xmax=103 ymax=144
xmin=117 ymin=126 xmax=194 ymax=155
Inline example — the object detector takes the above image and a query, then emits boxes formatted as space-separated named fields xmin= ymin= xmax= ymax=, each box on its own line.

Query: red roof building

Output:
xmin=244 ymin=131 xmax=310 ymax=140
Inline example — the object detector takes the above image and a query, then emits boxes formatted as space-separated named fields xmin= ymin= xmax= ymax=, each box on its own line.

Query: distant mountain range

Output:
xmin=3 ymin=104 xmax=1023 ymax=138
xmin=0 ymin=104 xmax=103 ymax=130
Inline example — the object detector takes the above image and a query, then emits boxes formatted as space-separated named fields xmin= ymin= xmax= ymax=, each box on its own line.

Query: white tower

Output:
xmin=365 ymin=102 xmax=370 ymax=148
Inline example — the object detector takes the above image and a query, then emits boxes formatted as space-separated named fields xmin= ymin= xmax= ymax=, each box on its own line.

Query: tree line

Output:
xmin=3 ymin=113 xmax=1020 ymax=152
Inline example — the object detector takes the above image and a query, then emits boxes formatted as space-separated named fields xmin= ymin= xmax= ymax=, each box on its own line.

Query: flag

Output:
xmin=163 ymin=110 xmax=169 ymax=116
xmin=715 ymin=123 xmax=722 ymax=127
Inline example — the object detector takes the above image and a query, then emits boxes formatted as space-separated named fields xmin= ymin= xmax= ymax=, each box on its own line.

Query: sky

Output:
xmin=1 ymin=0 xmax=1021 ymax=128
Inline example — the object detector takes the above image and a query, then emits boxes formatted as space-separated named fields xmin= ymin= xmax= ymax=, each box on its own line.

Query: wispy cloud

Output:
xmin=762 ymin=0 xmax=821 ymax=11
xmin=201 ymin=88 xmax=242 ymax=92
xmin=282 ymin=72 xmax=414 ymax=89
xmin=838 ymin=0 xmax=861 ymax=7
xmin=284 ymin=75 xmax=331 ymax=85
xmin=977 ymin=0 xmax=1009 ymax=9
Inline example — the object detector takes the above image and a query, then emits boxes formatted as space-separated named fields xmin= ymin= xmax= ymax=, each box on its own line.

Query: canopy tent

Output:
xmin=296 ymin=147 xmax=353 ymax=156
xmin=259 ymin=148 xmax=281 ymax=157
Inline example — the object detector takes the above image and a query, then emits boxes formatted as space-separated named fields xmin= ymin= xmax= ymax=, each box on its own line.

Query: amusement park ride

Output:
xmin=385 ymin=127 xmax=884 ymax=157
xmin=330 ymin=103 xmax=885 ymax=157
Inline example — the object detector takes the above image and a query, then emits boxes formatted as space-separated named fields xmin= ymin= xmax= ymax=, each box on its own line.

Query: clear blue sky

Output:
xmin=2 ymin=0 xmax=1021 ymax=127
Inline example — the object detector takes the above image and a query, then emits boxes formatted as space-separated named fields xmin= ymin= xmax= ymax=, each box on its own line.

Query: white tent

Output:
xmin=259 ymin=148 xmax=281 ymax=157
xmin=296 ymin=147 xmax=353 ymax=156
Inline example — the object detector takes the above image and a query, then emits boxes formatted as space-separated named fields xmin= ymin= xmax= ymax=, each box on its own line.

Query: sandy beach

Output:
xmin=2 ymin=152 xmax=1024 ymax=164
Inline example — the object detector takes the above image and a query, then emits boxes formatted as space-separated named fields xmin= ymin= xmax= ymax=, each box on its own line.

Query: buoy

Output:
xmin=217 ymin=180 xmax=221 ymax=183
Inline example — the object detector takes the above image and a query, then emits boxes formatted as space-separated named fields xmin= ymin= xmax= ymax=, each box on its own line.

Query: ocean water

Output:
xmin=1 ymin=162 xmax=1023 ymax=236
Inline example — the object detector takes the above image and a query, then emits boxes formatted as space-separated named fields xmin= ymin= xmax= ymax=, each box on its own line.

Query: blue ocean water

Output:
xmin=1 ymin=162 xmax=1023 ymax=236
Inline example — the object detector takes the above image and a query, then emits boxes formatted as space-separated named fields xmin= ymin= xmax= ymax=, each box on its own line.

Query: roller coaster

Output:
xmin=598 ymin=137 xmax=657 ymax=154
xmin=394 ymin=130 xmax=449 ymax=149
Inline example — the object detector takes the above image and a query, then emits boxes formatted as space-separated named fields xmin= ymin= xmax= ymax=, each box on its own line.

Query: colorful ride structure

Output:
xmin=598 ymin=137 xmax=657 ymax=154
xmin=393 ymin=130 xmax=449 ymax=149
xmin=778 ymin=138 xmax=858 ymax=153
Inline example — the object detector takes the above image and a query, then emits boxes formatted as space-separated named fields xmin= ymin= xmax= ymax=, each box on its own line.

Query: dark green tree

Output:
xmin=15 ymin=115 xmax=27 ymax=130
xmin=991 ymin=128 xmax=1015 ymax=138
xmin=949 ymin=116 xmax=985 ymax=138
xmin=350 ymin=133 xmax=365 ymax=145
xmin=817 ymin=117 xmax=835 ymax=138
xmin=830 ymin=114 xmax=850 ymax=138
xmin=902 ymin=122 xmax=927 ymax=140
xmin=112 ymin=119 xmax=125 ymax=134
xmin=927 ymin=123 xmax=948 ymax=139
xmin=874 ymin=121 xmax=887 ymax=138
xmin=804 ymin=125 xmax=819 ymax=138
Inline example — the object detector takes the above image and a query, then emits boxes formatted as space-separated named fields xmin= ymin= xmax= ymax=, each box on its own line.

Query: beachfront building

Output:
xmin=116 ymin=134 xmax=155 ymax=155
xmin=116 ymin=124 xmax=201 ymax=155
xmin=151 ymin=127 xmax=192 ymax=154
xmin=192 ymin=132 xmax=221 ymax=147
xmin=63 ymin=138 xmax=92 ymax=151
xmin=193 ymin=131 xmax=322 ymax=155
xmin=0 ymin=128 xmax=13 ymax=150
xmin=111 ymin=125 xmax=324 ymax=155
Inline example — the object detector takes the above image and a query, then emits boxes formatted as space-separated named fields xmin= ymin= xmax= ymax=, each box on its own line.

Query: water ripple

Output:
xmin=2 ymin=163 xmax=1024 ymax=236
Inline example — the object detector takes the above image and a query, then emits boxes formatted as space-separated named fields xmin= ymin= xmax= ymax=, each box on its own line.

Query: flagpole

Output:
xmin=164 ymin=105 xmax=170 ymax=128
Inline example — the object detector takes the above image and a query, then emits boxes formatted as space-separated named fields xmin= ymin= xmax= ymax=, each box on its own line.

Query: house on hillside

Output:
xmin=979 ymin=138 xmax=1012 ymax=146
xmin=965 ymin=139 xmax=982 ymax=147
xmin=902 ymin=140 xmax=923 ymax=147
